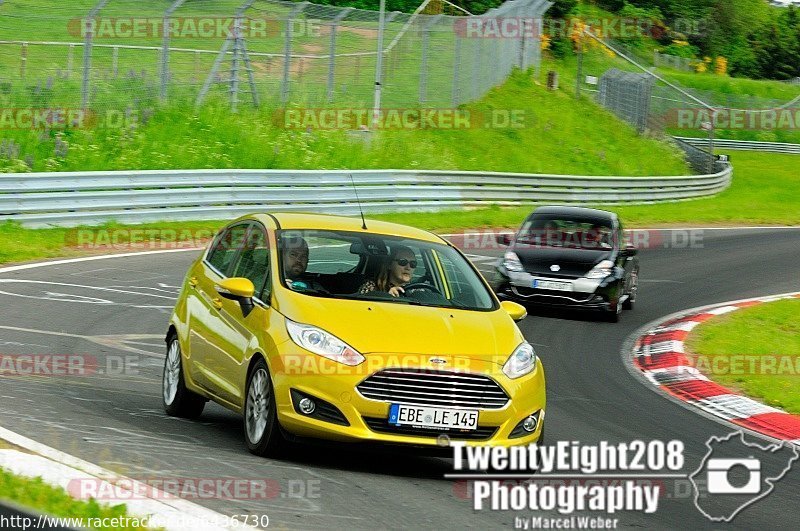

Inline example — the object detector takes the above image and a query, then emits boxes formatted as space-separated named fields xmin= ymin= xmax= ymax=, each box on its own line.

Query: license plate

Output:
xmin=389 ymin=404 xmax=478 ymax=431
xmin=534 ymin=279 xmax=572 ymax=291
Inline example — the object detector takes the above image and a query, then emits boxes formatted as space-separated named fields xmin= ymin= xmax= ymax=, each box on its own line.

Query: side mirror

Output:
xmin=216 ymin=277 xmax=256 ymax=315
xmin=500 ymin=300 xmax=527 ymax=322
xmin=495 ymin=233 xmax=512 ymax=246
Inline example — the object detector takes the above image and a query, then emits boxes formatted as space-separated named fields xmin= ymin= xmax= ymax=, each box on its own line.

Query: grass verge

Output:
xmin=685 ymin=299 xmax=800 ymax=415
xmin=0 ymin=70 xmax=690 ymax=176
xmin=1 ymin=152 xmax=797 ymax=266
xmin=0 ymin=467 xmax=152 ymax=530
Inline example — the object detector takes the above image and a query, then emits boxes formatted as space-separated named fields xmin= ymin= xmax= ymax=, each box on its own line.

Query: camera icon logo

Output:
xmin=706 ymin=457 xmax=761 ymax=495
xmin=690 ymin=431 xmax=798 ymax=522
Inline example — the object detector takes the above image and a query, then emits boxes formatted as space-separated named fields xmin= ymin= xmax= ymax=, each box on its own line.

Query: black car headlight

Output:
xmin=503 ymin=251 xmax=524 ymax=272
xmin=585 ymin=259 xmax=614 ymax=279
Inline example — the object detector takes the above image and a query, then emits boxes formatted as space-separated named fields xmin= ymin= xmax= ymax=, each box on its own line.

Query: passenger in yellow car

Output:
xmin=358 ymin=245 xmax=417 ymax=297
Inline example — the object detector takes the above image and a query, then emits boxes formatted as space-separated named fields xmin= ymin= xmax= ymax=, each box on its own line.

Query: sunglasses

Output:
xmin=393 ymin=258 xmax=418 ymax=269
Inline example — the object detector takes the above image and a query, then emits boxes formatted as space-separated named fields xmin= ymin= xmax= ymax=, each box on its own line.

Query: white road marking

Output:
xmin=0 ymin=326 xmax=164 ymax=358
xmin=0 ymin=279 xmax=176 ymax=299
xmin=45 ymin=291 xmax=115 ymax=304
xmin=0 ymin=248 xmax=202 ymax=275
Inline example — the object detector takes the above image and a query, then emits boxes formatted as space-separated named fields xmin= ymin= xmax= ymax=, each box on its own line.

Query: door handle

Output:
xmin=189 ymin=276 xmax=199 ymax=287
xmin=212 ymin=297 xmax=223 ymax=310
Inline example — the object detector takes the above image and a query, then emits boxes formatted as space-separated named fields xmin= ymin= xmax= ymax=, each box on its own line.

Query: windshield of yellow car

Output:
xmin=277 ymin=229 xmax=497 ymax=311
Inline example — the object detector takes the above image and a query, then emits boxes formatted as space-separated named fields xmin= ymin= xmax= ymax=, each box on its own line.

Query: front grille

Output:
xmin=510 ymin=286 xmax=595 ymax=301
xmin=356 ymin=368 xmax=509 ymax=409
xmin=363 ymin=417 xmax=497 ymax=441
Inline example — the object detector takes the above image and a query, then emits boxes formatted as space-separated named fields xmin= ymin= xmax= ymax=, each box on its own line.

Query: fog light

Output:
xmin=522 ymin=415 xmax=538 ymax=432
xmin=298 ymin=397 xmax=316 ymax=415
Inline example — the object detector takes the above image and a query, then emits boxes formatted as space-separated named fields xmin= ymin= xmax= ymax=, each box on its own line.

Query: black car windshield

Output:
xmin=277 ymin=229 xmax=496 ymax=311
xmin=516 ymin=216 xmax=615 ymax=250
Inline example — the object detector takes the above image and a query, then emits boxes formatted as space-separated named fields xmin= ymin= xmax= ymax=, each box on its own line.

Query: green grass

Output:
xmin=0 ymin=468 xmax=153 ymax=530
xmin=2 ymin=151 xmax=797 ymax=266
xmin=379 ymin=151 xmax=800 ymax=228
xmin=610 ymin=151 xmax=800 ymax=226
xmin=541 ymin=35 xmax=800 ymax=144
xmin=685 ymin=299 xmax=800 ymax=415
xmin=0 ymin=70 xmax=690 ymax=175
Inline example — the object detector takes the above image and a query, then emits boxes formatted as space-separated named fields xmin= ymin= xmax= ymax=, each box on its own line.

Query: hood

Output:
xmin=275 ymin=291 xmax=523 ymax=361
xmin=512 ymin=245 xmax=611 ymax=278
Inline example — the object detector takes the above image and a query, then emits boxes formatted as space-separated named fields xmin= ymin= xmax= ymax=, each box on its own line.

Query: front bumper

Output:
xmin=268 ymin=349 xmax=546 ymax=448
xmin=493 ymin=267 xmax=622 ymax=310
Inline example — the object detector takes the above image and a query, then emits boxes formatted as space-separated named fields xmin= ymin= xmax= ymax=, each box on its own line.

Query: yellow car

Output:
xmin=163 ymin=213 xmax=545 ymax=456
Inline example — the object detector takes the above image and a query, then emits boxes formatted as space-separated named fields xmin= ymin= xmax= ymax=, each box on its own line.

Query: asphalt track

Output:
xmin=0 ymin=228 xmax=798 ymax=529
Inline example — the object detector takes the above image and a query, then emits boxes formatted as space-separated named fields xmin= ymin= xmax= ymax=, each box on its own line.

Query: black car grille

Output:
xmin=510 ymin=286 xmax=596 ymax=301
xmin=356 ymin=368 xmax=509 ymax=409
xmin=363 ymin=417 xmax=497 ymax=441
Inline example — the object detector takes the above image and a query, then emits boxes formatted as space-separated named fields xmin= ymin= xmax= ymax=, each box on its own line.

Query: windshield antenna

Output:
xmin=349 ymin=174 xmax=368 ymax=230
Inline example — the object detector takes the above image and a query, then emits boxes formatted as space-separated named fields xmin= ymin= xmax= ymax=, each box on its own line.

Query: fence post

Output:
xmin=282 ymin=2 xmax=308 ymax=104
xmin=472 ymin=39 xmax=480 ymax=100
xmin=452 ymin=32 xmax=461 ymax=106
xmin=111 ymin=46 xmax=118 ymax=77
xmin=230 ymin=17 xmax=242 ymax=112
xmin=82 ymin=0 xmax=109 ymax=108
xmin=419 ymin=15 xmax=443 ymax=105
xmin=372 ymin=0 xmax=387 ymax=127
xmin=20 ymin=42 xmax=27 ymax=80
xmin=161 ymin=0 xmax=186 ymax=102
xmin=532 ymin=16 xmax=542 ymax=78
xmin=327 ymin=8 xmax=353 ymax=102
xmin=67 ymin=43 xmax=74 ymax=79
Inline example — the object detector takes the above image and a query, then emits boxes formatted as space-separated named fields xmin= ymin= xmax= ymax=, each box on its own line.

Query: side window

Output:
xmin=230 ymin=224 xmax=272 ymax=301
xmin=207 ymin=223 xmax=249 ymax=277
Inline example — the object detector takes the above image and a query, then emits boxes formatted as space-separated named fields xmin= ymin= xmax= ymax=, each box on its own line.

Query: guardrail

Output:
xmin=674 ymin=136 xmax=800 ymax=154
xmin=0 ymin=165 xmax=732 ymax=227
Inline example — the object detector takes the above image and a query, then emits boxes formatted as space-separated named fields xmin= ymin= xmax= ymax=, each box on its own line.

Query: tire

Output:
xmin=623 ymin=269 xmax=638 ymax=311
xmin=605 ymin=298 xmax=622 ymax=323
xmin=163 ymin=334 xmax=206 ymax=419
xmin=244 ymin=358 xmax=286 ymax=457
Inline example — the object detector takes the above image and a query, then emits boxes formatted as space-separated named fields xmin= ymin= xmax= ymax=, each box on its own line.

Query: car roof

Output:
xmin=529 ymin=205 xmax=616 ymax=221
xmin=247 ymin=212 xmax=445 ymax=244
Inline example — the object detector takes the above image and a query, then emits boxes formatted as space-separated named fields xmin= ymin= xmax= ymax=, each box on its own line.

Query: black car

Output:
xmin=492 ymin=206 xmax=639 ymax=322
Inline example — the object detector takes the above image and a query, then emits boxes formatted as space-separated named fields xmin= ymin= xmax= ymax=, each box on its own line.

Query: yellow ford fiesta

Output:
xmin=163 ymin=213 xmax=545 ymax=456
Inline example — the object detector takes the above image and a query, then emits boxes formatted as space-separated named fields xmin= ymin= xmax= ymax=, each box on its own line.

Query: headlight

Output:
xmin=585 ymin=259 xmax=614 ymax=279
xmin=503 ymin=342 xmax=537 ymax=379
xmin=503 ymin=251 xmax=524 ymax=272
xmin=285 ymin=319 xmax=365 ymax=366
